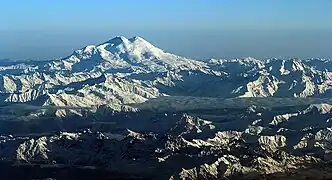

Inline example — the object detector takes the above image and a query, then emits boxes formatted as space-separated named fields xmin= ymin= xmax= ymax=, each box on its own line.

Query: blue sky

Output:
xmin=0 ymin=0 xmax=331 ymax=60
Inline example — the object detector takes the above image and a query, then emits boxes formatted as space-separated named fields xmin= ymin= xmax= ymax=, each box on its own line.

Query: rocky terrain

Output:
xmin=0 ymin=36 xmax=332 ymax=179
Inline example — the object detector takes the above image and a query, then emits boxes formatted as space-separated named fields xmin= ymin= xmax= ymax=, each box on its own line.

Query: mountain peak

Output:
xmin=105 ymin=36 xmax=130 ymax=45
xmin=129 ymin=36 xmax=145 ymax=42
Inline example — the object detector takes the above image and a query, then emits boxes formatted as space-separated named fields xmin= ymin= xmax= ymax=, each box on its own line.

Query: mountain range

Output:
xmin=1 ymin=36 xmax=332 ymax=116
xmin=0 ymin=36 xmax=332 ymax=179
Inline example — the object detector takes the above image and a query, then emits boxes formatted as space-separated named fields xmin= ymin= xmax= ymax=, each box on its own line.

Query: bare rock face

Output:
xmin=258 ymin=135 xmax=287 ymax=152
xmin=16 ymin=136 xmax=49 ymax=162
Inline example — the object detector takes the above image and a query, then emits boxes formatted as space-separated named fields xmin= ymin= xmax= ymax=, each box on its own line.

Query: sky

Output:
xmin=0 ymin=0 xmax=331 ymax=60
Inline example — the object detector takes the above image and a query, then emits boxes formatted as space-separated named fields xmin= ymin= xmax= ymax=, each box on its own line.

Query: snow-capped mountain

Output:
xmin=0 ymin=36 xmax=332 ymax=117
xmin=44 ymin=36 xmax=206 ymax=73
